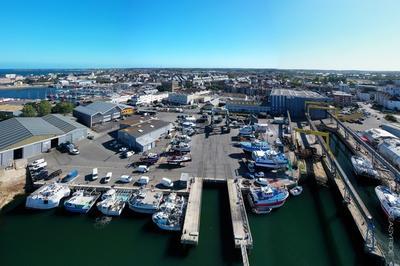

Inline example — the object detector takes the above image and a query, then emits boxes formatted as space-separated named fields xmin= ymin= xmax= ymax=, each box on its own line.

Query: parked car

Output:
xmin=118 ymin=175 xmax=132 ymax=183
xmin=91 ymin=168 xmax=98 ymax=181
xmin=161 ymin=178 xmax=173 ymax=188
xmin=135 ymin=165 xmax=149 ymax=173
xmin=137 ymin=176 xmax=150 ymax=186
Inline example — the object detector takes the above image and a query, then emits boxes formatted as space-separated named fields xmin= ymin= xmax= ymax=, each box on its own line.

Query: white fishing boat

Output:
xmin=251 ymin=150 xmax=288 ymax=169
xmin=375 ymin=186 xmax=400 ymax=221
xmin=64 ymin=190 xmax=100 ymax=214
xmin=152 ymin=193 xmax=186 ymax=231
xmin=102 ymin=188 xmax=116 ymax=200
xmin=26 ymin=183 xmax=71 ymax=210
xmin=96 ymin=197 xmax=126 ymax=216
xmin=255 ymin=178 xmax=269 ymax=186
xmin=351 ymin=156 xmax=379 ymax=180
xmin=128 ymin=189 xmax=163 ymax=214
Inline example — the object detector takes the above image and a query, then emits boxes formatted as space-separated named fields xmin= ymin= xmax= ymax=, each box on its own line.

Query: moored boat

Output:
xmin=128 ymin=189 xmax=163 ymax=214
xmin=152 ymin=193 xmax=186 ymax=231
xmin=248 ymin=185 xmax=289 ymax=214
xmin=375 ymin=186 xmax=400 ymax=221
xmin=26 ymin=182 xmax=71 ymax=210
xmin=351 ymin=156 xmax=379 ymax=180
xmin=64 ymin=190 xmax=101 ymax=214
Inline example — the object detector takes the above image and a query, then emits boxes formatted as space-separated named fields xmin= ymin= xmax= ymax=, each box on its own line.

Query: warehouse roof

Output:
xmin=0 ymin=115 xmax=86 ymax=152
xmin=270 ymin=89 xmax=325 ymax=98
xmin=74 ymin=101 xmax=121 ymax=116
xmin=121 ymin=119 xmax=171 ymax=138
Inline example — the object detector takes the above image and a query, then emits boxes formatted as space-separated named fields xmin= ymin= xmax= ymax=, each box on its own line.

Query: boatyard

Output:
xmin=1 ymin=106 xmax=398 ymax=266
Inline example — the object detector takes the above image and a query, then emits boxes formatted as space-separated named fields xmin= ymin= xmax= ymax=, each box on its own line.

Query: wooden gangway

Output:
xmin=181 ymin=177 xmax=203 ymax=245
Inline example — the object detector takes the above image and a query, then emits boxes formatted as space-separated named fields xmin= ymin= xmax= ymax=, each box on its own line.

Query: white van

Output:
xmin=29 ymin=158 xmax=45 ymax=167
xmin=161 ymin=177 xmax=173 ymax=188
xmin=31 ymin=162 xmax=47 ymax=171
xmin=104 ymin=172 xmax=112 ymax=183
xmin=91 ymin=168 xmax=98 ymax=181
xmin=135 ymin=165 xmax=149 ymax=173
xmin=137 ymin=176 xmax=149 ymax=185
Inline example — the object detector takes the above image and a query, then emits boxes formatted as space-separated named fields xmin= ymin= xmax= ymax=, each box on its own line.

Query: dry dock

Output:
xmin=181 ymin=177 xmax=203 ymax=245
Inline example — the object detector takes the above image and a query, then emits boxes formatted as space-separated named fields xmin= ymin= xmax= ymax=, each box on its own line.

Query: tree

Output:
xmin=21 ymin=104 xmax=37 ymax=117
xmin=37 ymin=100 xmax=52 ymax=116
xmin=0 ymin=112 xmax=13 ymax=121
xmin=52 ymin=102 xmax=75 ymax=115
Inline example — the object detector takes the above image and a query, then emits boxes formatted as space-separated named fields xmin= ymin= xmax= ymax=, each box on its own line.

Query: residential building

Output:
xmin=130 ymin=92 xmax=168 ymax=106
xmin=73 ymin=101 xmax=122 ymax=128
xmin=332 ymin=91 xmax=352 ymax=107
xmin=167 ymin=90 xmax=210 ymax=105
xmin=375 ymin=91 xmax=400 ymax=111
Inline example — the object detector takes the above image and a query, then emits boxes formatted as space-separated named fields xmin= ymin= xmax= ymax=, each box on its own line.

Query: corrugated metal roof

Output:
xmin=15 ymin=118 xmax=64 ymax=136
xmin=122 ymin=119 xmax=171 ymax=138
xmin=74 ymin=101 xmax=121 ymax=116
xmin=42 ymin=114 xmax=83 ymax=133
xmin=0 ymin=118 xmax=32 ymax=151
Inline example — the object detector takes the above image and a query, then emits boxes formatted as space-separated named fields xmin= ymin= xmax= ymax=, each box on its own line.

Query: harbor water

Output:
xmin=0 ymin=87 xmax=56 ymax=99
xmin=330 ymin=133 xmax=400 ymax=264
xmin=0 ymin=180 xmax=375 ymax=266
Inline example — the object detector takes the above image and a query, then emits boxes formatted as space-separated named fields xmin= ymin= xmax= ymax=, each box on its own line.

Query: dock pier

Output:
xmin=227 ymin=179 xmax=253 ymax=266
xmin=181 ymin=177 xmax=203 ymax=245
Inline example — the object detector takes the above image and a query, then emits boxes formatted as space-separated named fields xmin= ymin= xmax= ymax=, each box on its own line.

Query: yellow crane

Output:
xmin=304 ymin=101 xmax=338 ymax=118
xmin=293 ymin=128 xmax=330 ymax=148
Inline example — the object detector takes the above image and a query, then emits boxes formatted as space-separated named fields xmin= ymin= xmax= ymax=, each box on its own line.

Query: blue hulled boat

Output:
xmin=240 ymin=141 xmax=270 ymax=153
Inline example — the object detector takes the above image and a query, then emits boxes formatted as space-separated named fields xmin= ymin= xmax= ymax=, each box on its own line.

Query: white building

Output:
xmin=5 ymin=74 xmax=16 ymax=79
xmin=167 ymin=90 xmax=210 ymax=105
xmin=375 ymin=91 xmax=400 ymax=111
xmin=130 ymin=93 xmax=168 ymax=106
xmin=363 ymin=128 xmax=397 ymax=146
xmin=378 ymin=139 xmax=400 ymax=170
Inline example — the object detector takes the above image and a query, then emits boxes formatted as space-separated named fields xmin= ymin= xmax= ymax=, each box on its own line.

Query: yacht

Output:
xmin=248 ymin=185 xmax=289 ymax=214
xmin=26 ymin=183 xmax=71 ymax=210
xmin=375 ymin=186 xmax=400 ymax=221
xmin=351 ymin=156 xmax=379 ymax=180
xmin=140 ymin=153 xmax=159 ymax=164
xmin=239 ymin=125 xmax=254 ymax=136
xmin=240 ymin=140 xmax=270 ymax=153
xmin=128 ymin=189 xmax=163 ymax=214
xmin=251 ymin=150 xmax=288 ymax=169
xmin=64 ymin=190 xmax=100 ymax=214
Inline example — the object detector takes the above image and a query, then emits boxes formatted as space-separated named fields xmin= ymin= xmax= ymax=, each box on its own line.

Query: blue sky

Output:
xmin=1 ymin=0 xmax=399 ymax=70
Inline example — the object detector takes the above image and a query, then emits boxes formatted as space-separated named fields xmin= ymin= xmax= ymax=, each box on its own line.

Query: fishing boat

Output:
xmin=351 ymin=156 xmax=379 ymax=180
xmin=96 ymin=197 xmax=126 ymax=216
xmin=152 ymin=193 xmax=186 ymax=231
xmin=255 ymin=177 xmax=268 ymax=186
xmin=102 ymin=188 xmax=116 ymax=200
xmin=251 ymin=150 xmax=288 ymax=169
xmin=128 ymin=189 xmax=163 ymax=214
xmin=248 ymin=185 xmax=289 ymax=214
xmin=64 ymin=190 xmax=100 ymax=214
xmin=26 ymin=183 xmax=71 ymax=210
xmin=167 ymin=155 xmax=192 ymax=164
xmin=240 ymin=140 xmax=270 ymax=153
xmin=171 ymin=143 xmax=191 ymax=152
xmin=375 ymin=186 xmax=400 ymax=221
xmin=140 ymin=153 xmax=159 ymax=164
xmin=239 ymin=125 xmax=254 ymax=136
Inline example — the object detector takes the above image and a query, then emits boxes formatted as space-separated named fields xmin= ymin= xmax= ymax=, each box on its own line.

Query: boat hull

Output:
xmin=64 ymin=204 xmax=91 ymax=214
xmin=254 ymin=161 xmax=287 ymax=169
xmin=128 ymin=205 xmax=159 ymax=214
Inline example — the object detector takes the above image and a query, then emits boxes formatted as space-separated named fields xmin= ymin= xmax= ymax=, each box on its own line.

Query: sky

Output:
xmin=0 ymin=0 xmax=399 ymax=70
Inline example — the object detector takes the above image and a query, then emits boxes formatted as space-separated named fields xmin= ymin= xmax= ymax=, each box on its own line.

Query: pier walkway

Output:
xmin=181 ymin=177 xmax=203 ymax=245
xmin=227 ymin=179 xmax=253 ymax=249
xmin=306 ymin=114 xmax=384 ymax=260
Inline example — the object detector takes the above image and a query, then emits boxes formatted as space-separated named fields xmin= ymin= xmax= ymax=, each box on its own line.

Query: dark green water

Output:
xmin=0 ymin=162 xmax=381 ymax=266
xmin=330 ymin=134 xmax=400 ymax=264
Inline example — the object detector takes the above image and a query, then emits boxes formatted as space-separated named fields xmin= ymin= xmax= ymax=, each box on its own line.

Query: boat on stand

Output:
xmin=64 ymin=190 xmax=101 ymax=214
xmin=251 ymin=150 xmax=288 ymax=169
xmin=26 ymin=182 xmax=71 ymax=210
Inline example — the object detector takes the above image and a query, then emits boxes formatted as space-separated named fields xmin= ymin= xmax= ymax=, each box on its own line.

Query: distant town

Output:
xmin=1 ymin=68 xmax=400 ymax=266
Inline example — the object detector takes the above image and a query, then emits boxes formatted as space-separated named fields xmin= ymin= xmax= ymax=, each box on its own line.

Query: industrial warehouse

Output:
xmin=117 ymin=118 xmax=172 ymax=152
xmin=73 ymin=101 xmax=123 ymax=128
xmin=0 ymin=114 xmax=87 ymax=167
